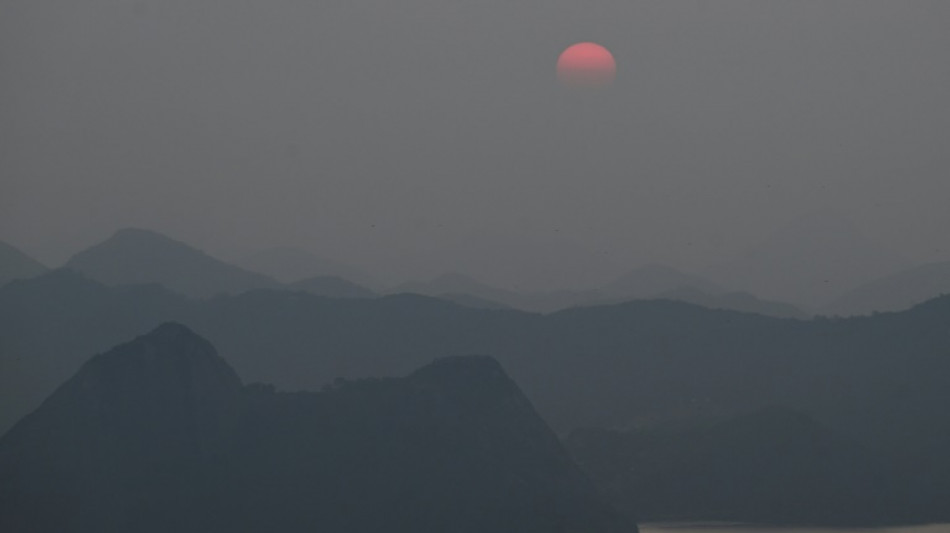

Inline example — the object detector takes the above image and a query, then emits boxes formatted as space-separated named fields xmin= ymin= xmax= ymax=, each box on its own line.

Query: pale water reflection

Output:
xmin=641 ymin=524 xmax=950 ymax=533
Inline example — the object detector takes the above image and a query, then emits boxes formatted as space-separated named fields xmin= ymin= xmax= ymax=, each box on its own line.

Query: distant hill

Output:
xmin=237 ymin=246 xmax=377 ymax=287
xmin=391 ymin=269 xmax=791 ymax=316
xmin=437 ymin=292 xmax=511 ymax=310
xmin=567 ymin=407 xmax=902 ymax=526
xmin=822 ymin=261 xmax=950 ymax=316
xmin=392 ymin=273 xmax=535 ymax=310
xmin=0 ymin=323 xmax=634 ymax=533
xmin=289 ymin=275 xmax=377 ymax=299
xmin=702 ymin=213 xmax=907 ymax=308
xmin=65 ymin=228 xmax=279 ymax=298
xmin=600 ymin=264 xmax=723 ymax=301
xmin=0 ymin=241 xmax=47 ymax=287
xmin=389 ymin=267 xmax=806 ymax=318
xmin=653 ymin=287 xmax=809 ymax=319
xmin=392 ymin=272 xmax=517 ymax=302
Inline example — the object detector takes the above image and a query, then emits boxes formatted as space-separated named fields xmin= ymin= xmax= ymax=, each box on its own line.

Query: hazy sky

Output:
xmin=3 ymin=0 xmax=949 ymax=291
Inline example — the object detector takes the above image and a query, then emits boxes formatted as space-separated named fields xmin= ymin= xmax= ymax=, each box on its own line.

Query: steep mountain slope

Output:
xmin=0 ymin=241 xmax=47 ymax=287
xmin=0 ymin=324 xmax=634 ymax=533
xmin=65 ymin=228 xmax=279 ymax=298
xmin=0 ymin=270 xmax=191 ymax=434
xmin=0 ymin=323 xmax=242 ymax=533
xmin=822 ymin=261 xmax=950 ymax=316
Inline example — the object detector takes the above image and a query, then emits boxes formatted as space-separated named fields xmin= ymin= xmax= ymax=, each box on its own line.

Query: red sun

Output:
xmin=557 ymin=42 xmax=617 ymax=88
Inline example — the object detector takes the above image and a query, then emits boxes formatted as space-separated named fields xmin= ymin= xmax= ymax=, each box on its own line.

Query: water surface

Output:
xmin=641 ymin=524 xmax=950 ymax=533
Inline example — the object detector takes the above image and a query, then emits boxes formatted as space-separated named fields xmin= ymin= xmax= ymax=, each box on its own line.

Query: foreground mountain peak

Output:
xmin=1 ymin=326 xmax=634 ymax=533
xmin=5 ymin=322 xmax=243 ymax=453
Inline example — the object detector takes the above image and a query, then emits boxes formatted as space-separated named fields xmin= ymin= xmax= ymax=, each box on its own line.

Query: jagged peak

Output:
xmin=83 ymin=322 xmax=235 ymax=378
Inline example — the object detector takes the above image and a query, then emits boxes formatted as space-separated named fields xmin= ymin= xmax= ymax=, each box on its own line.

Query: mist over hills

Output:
xmin=601 ymin=264 xmax=723 ymax=300
xmin=4 ymin=228 xmax=950 ymax=525
xmin=651 ymin=287 xmax=808 ymax=320
xmin=392 ymin=272 xmax=520 ymax=304
xmin=57 ymin=227 xmax=812 ymax=317
xmin=5 ymin=0 xmax=950 ymax=528
xmin=391 ymin=265 xmax=806 ymax=317
xmin=65 ymin=228 xmax=281 ymax=298
xmin=7 ymin=0 xmax=949 ymax=291
xmin=0 ymin=323 xmax=632 ymax=533
xmin=4 ymin=271 xmax=950 ymax=508
xmin=288 ymin=275 xmax=378 ymax=299
xmin=0 ymin=241 xmax=47 ymax=287
xmin=4 ymin=270 xmax=950 ymax=523
xmin=236 ymin=246 xmax=379 ymax=288
xmin=5 ymin=269 xmax=950 ymax=437
xmin=701 ymin=214 xmax=909 ymax=308
xmin=822 ymin=261 xmax=950 ymax=316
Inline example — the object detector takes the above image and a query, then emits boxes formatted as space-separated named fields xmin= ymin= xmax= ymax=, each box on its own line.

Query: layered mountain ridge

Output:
xmin=0 ymin=323 xmax=634 ymax=533
xmin=0 ymin=241 xmax=47 ymax=287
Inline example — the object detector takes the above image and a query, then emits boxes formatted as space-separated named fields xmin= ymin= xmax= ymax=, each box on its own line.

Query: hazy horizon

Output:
xmin=4 ymin=0 xmax=949 ymax=295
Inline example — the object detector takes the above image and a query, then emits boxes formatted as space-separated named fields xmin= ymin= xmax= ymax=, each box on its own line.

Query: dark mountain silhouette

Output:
xmin=3 ymin=271 xmax=950 ymax=524
xmin=702 ymin=213 xmax=908 ymax=308
xmin=653 ymin=287 xmax=809 ymax=319
xmin=822 ymin=260 xmax=950 ymax=316
xmin=65 ymin=228 xmax=280 ymax=298
xmin=0 ymin=323 xmax=634 ymax=533
xmin=567 ymin=407 xmax=904 ymax=526
xmin=0 ymin=241 xmax=47 ymax=287
xmin=289 ymin=275 xmax=377 ymax=299
xmin=237 ymin=245 xmax=378 ymax=287
xmin=0 ymin=270 xmax=190 ymax=433
xmin=3 ymin=271 xmax=950 ymax=437
xmin=600 ymin=264 xmax=723 ymax=301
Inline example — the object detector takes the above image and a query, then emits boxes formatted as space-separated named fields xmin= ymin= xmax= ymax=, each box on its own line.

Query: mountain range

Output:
xmin=4 ymin=269 xmax=950 ymax=524
xmin=391 ymin=267 xmax=806 ymax=317
xmin=57 ymin=227 xmax=950 ymax=318
xmin=822 ymin=260 xmax=950 ymax=316
xmin=65 ymin=228 xmax=281 ymax=298
xmin=701 ymin=213 xmax=909 ymax=308
xmin=235 ymin=246 xmax=379 ymax=288
xmin=0 ymin=323 xmax=633 ymax=533
xmin=48 ymin=228 xmax=809 ymax=316
xmin=0 ymin=241 xmax=47 ymax=288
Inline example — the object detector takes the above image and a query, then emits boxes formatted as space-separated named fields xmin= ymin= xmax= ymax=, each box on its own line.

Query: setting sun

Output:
xmin=557 ymin=42 xmax=617 ymax=87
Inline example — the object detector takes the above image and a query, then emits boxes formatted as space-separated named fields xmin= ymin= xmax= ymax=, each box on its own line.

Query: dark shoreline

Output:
xmin=640 ymin=522 xmax=950 ymax=531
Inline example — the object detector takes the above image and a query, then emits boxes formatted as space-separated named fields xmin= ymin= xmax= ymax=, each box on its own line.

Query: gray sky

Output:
xmin=3 ymin=0 xmax=949 ymax=293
